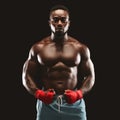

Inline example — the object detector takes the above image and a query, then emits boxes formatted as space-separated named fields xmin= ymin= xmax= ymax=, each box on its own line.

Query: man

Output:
xmin=22 ymin=5 xmax=95 ymax=120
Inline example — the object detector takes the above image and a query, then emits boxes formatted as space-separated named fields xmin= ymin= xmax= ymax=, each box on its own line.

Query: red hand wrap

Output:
xmin=65 ymin=90 xmax=83 ymax=104
xmin=35 ymin=89 xmax=55 ymax=104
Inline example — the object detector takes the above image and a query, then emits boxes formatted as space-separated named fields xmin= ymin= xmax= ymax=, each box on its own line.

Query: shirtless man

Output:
xmin=22 ymin=5 xmax=95 ymax=120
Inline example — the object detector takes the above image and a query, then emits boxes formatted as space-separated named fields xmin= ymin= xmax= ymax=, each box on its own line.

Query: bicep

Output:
xmin=23 ymin=59 xmax=39 ymax=76
xmin=22 ymin=46 xmax=41 ymax=80
xmin=23 ymin=45 xmax=41 ymax=74
xmin=22 ymin=58 xmax=44 ymax=88
xmin=22 ymin=59 xmax=41 ymax=85
xmin=80 ymin=58 xmax=95 ymax=77
xmin=79 ymin=46 xmax=95 ymax=77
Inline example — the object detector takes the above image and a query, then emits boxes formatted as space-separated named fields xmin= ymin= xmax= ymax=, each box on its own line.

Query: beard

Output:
xmin=51 ymin=27 xmax=68 ymax=41
xmin=55 ymin=29 xmax=65 ymax=37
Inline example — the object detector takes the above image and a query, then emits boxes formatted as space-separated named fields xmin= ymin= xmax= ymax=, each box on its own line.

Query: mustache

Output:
xmin=56 ymin=27 xmax=63 ymax=30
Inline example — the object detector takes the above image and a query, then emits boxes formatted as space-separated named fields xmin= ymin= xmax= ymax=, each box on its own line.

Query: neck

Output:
xmin=51 ymin=32 xmax=68 ymax=43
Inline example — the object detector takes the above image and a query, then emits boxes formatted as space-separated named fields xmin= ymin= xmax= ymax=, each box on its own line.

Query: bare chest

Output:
xmin=37 ymin=44 xmax=81 ymax=66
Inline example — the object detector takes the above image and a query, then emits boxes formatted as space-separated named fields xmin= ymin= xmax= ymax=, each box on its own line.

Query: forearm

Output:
xmin=22 ymin=74 xmax=39 ymax=95
xmin=80 ymin=76 xmax=95 ymax=94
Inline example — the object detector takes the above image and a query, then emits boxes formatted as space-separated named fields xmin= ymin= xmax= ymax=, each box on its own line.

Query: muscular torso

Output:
xmin=35 ymin=37 xmax=82 ymax=94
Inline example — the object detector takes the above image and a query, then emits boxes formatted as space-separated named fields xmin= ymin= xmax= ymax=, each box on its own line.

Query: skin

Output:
xmin=22 ymin=9 xmax=95 ymax=96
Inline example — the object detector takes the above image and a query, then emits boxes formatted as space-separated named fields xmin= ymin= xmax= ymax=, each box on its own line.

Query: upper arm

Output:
xmin=79 ymin=45 xmax=95 ymax=78
xmin=22 ymin=46 xmax=41 ymax=84
xmin=23 ymin=46 xmax=39 ymax=74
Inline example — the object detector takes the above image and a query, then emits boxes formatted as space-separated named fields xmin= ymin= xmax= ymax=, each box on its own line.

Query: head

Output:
xmin=49 ymin=5 xmax=70 ymax=37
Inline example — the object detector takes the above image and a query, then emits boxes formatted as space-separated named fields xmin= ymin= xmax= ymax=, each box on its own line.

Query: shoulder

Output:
xmin=69 ymin=36 xmax=89 ymax=51
xmin=68 ymin=36 xmax=81 ymax=45
xmin=69 ymin=36 xmax=90 ymax=58
xmin=30 ymin=36 xmax=50 ymax=52
xmin=28 ymin=36 xmax=50 ymax=57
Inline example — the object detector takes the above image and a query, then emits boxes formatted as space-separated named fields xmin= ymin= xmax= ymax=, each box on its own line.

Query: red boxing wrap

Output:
xmin=35 ymin=89 xmax=55 ymax=104
xmin=65 ymin=90 xmax=83 ymax=104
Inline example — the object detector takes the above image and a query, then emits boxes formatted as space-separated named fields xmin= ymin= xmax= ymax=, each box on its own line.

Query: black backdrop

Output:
xmin=2 ymin=0 xmax=118 ymax=120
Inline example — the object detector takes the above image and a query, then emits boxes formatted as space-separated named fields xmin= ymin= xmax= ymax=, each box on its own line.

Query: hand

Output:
xmin=64 ymin=89 xmax=83 ymax=104
xmin=35 ymin=89 xmax=55 ymax=104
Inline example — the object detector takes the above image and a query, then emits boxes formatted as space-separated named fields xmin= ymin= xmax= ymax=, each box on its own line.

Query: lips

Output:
xmin=56 ymin=27 xmax=63 ymax=31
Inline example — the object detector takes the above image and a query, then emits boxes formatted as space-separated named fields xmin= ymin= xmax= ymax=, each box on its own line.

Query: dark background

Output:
xmin=2 ymin=0 xmax=118 ymax=120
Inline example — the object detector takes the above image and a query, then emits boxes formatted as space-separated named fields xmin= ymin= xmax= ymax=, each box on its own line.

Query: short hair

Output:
xmin=49 ymin=5 xmax=70 ymax=16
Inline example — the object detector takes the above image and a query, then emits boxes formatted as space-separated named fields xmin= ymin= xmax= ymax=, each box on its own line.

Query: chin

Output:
xmin=55 ymin=31 xmax=64 ymax=36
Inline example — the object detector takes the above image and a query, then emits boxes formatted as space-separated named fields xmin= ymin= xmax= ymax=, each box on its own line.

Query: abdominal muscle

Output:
xmin=42 ymin=70 xmax=78 ymax=94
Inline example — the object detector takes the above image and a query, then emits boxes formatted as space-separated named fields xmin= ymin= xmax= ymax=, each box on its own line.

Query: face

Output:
xmin=49 ymin=9 xmax=70 ymax=36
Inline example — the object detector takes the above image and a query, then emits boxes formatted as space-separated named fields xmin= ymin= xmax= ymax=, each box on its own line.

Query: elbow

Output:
xmin=90 ymin=73 xmax=95 ymax=89
xmin=22 ymin=72 xmax=26 ymax=87
xmin=91 ymin=77 xmax=95 ymax=89
xmin=22 ymin=72 xmax=28 ymax=90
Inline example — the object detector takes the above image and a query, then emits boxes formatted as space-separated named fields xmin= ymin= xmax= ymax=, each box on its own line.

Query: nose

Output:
xmin=57 ymin=20 xmax=63 ymax=28
xmin=58 ymin=20 xmax=63 ymax=26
